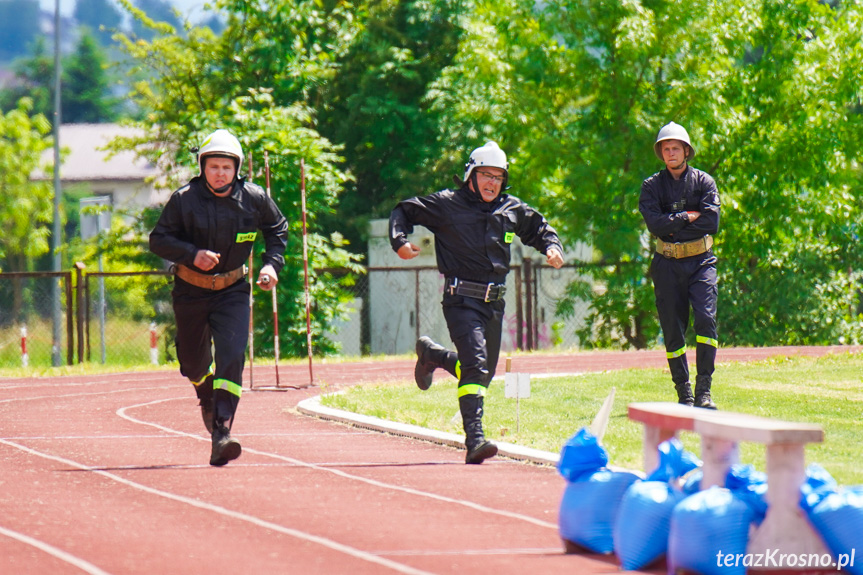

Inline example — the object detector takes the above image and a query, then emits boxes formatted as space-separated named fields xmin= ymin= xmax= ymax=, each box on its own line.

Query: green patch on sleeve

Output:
xmin=236 ymin=232 xmax=257 ymax=243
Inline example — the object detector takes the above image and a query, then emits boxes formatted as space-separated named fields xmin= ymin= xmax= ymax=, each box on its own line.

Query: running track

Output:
xmin=1 ymin=346 xmax=858 ymax=574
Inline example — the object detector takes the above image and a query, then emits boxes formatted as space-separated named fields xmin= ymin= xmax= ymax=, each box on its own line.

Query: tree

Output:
xmin=0 ymin=99 xmax=54 ymax=320
xmin=314 ymin=0 xmax=464 ymax=247
xmin=0 ymin=0 xmax=40 ymax=61
xmin=0 ymin=37 xmax=54 ymax=116
xmin=429 ymin=0 xmax=863 ymax=347
xmin=74 ymin=0 xmax=124 ymax=45
xmin=63 ymin=30 xmax=120 ymax=122
xmin=0 ymin=33 xmax=120 ymax=123
xmin=113 ymin=3 xmax=364 ymax=355
xmin=130 ymin=0 xmax=182 ymax=41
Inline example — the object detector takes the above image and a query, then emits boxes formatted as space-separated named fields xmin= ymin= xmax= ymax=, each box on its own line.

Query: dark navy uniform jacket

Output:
xmin=389 ymin=185 xmax=563 ymax=284
xmin=639 ymin=166 xmax=720 ymax=243
xmin=149 ymin=176 xmax=288 ymax=275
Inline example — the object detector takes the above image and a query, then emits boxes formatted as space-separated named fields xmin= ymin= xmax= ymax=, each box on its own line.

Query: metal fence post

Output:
xmin=75 ymin=263 xmax=85 ymax=363
xmin=64 ymin=271 xmax=73 ymax=365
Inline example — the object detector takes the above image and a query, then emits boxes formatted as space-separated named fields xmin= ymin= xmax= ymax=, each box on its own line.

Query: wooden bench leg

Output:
xmin=643 ymin=425 xmax=677 ymax=474
xmin=700 ymin=435 xmax=739 ymax=488
xmin=747 ymin=443 xmax=830 ymax=559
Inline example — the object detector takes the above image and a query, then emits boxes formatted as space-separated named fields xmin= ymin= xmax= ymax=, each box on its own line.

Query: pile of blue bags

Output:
xmin=557 ymin=430 xmax=764 ymax=573
xmin=557 ymin=427 xmax=863 ymax=574
xmin=800 ymin=464 xmax=863 ymax=575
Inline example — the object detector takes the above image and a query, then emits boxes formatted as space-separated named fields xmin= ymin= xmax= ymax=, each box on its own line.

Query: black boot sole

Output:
xmin=210 ymin=438 xmax=242 ymax=466
xmin=465 ymin=440 xmax=498 ymax=464
xmin=414 ymin=338 xmax=434 ymax=391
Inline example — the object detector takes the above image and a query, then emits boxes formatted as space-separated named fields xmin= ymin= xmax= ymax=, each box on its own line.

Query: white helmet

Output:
xmin=463 ymin=141 xmax=509 ymax=182
xmin=654 ymin=122 xmax=695 ymax=161
xmin=197 ymin=129 xmax=244 ymax=174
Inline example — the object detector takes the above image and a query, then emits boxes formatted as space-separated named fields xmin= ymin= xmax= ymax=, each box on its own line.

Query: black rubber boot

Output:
xmin=694 ymin=376 xmax=717 ymax=410
xmin=194 ymin=374 xmax=214 ymax=435
xmin=414 ymin=336 xmax=448 ymax=391
xmin=674 ymin=381 xmax=695 ymax=407
xmin=460 ymin=394 xmax=497 ymax=464
xmin=210 ymin=420 xmax=242 ymax=466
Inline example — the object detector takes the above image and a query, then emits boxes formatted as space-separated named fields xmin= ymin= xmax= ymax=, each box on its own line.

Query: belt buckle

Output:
xmin=662 ymin=244 xmax=674 ymax=258
xmin=484 ymin=283 xmax=492 ymax=302
xmin=449 ymin=278 xmax=458 ymax=296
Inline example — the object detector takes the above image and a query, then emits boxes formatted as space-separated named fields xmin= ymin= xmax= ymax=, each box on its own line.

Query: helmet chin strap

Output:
xmin=207 ymin=177 xmax=236 ymax=195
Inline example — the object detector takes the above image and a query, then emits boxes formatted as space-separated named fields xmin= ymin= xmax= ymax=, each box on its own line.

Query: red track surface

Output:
xmin=1 ymin=346 xmax=858 ymax=575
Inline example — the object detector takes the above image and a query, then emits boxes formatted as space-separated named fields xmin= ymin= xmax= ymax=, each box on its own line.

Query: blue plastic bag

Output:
xmin=558 ymin=468 xmax=641 ymax=554
xmin=668 ymin=486 xmax=756 ymax=575
xmin=613 ymin=480 xmax=687 ymax=569
xmin=557 ymin=427 xmax=608 ymax=482
xmin=725 ymin=464 xmax=768 ymax=526
xmin=646 ymin=437 xmax=701 ymax=483
xmin=800 ymin=465 xmax=863 ymax=575
xmin=613 ymin=438 xmax=701 ymax=570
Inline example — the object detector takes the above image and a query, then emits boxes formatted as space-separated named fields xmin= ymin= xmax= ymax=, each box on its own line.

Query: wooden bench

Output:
xmin=627 ymin=402 xmax=829 ymax=560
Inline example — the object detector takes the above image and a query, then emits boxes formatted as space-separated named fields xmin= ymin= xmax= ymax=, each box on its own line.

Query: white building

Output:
xmin=33 ymin=123 xmax=171 ymax=212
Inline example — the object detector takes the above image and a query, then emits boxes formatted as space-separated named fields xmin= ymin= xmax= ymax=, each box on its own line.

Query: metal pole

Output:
xmin=50 ymin=0 xmax=63 ymax=366
xmin=264 ymin=151 xmax=281 ymax=387
xmin=300 ymin=159 xmax=314 ymax=385
xmin=247 ymin=152 xmax=255 ymax=389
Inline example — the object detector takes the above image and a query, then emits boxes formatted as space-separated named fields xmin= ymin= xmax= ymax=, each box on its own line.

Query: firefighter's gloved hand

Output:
xmin=256 ymin=264 xmax=277 ymax=291
xmin=397 ymin=243 xmax=420 ymax=260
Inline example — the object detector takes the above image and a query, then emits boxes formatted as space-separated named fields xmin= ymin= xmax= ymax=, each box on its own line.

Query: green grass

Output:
xmin=323 ymin=352 xmax=863 ymax=486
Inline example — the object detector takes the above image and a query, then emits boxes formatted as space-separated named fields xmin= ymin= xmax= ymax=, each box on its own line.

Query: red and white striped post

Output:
xmin=20 ymin=325 xmax=28 ymax=367
xmin=149 ymin=322 xmax=159 ymax=365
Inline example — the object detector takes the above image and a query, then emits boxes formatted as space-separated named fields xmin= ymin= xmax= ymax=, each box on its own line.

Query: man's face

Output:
xmin=203 ymin=156 xmax=237 ymax=193
xmin=470 ymin=167 xmax=506 ymax=202
xmin=660 ymin=140 xmax=687 ymax=170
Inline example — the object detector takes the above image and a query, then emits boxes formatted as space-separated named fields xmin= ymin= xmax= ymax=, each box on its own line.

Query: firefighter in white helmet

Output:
xmin=389 ymin=141 xmax=565 ymax=464
xmin=150 ymin=128 xmax=288 ymax=465
xmin=639 ymin=122 xmax=720 ymax=409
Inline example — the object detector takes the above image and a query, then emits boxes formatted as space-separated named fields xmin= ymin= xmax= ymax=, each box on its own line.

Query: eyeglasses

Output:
xmin=475 ymin=171 xmax=505 ymax=183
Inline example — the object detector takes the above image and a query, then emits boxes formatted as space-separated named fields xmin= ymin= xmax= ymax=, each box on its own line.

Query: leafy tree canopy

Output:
xmin=427 ymin=0 xmax=863 ymax=348
xmin=0 ymin=99 xmax=54 ymax=272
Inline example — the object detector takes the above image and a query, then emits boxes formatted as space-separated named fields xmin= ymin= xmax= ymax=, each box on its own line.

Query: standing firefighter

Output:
xmin=150 ymin=129 xmax=288 ymax=465
xmin=639 ymin=122 xmax=720 ymax=409
xmin=389 ymin=141 xmax=565 ymax=464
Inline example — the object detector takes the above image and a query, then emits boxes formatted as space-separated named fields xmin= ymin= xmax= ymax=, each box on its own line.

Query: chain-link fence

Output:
xmin=0 ymin=263 xmax=591 ymax=369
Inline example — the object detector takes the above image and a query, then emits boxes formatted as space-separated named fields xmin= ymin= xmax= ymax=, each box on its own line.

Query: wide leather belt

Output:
xmin=175 ymin=264 xmax=246 ymax=290
xmin=656 ymin=235 xmax=714 ymax=259
xmin=447 ymin=278 xmax=506 ymax=302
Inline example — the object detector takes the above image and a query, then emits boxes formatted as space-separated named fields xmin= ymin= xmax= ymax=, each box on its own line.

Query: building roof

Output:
xmin=35 ymin=123 xmax=159 ymax=182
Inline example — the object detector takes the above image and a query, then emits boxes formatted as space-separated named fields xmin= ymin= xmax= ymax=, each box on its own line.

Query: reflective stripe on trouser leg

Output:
xmin=190 ymin=366 xmax=214 ymax=387
xmin=214 ymin=378 xmax=243 ymax=398
xmin=696 ymin=335 xmax=718 ymax=379
xmin=651 ymin=254 xmax=691 ymax=385
xmin=190 ymin=367 xmax=214 ymax=402
xmin=213 ymin=379 xmax=241 ymax=427
xmin=457 ymin=383 xmax=486 ymax=398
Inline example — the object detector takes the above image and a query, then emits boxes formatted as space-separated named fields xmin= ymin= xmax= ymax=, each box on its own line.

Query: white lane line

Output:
xmin=0 ymin=386 xmax=174 ymax=405
xmin=375 ymin=547 xmax=563 ymax=557
xmin=0 ymin=438 xmax=435 ymax=575
xmin=0 ymin=525 xmax=114 ymax=575
xmin=117 ymin=399 xmax=558 ymax=530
